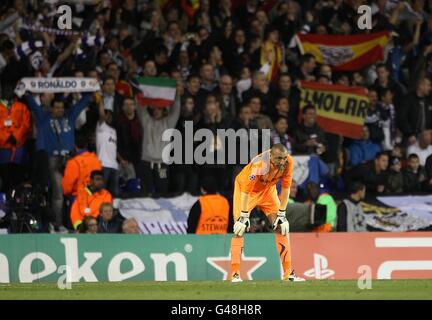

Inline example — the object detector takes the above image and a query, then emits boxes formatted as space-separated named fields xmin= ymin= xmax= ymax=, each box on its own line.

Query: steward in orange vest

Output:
xmin=0 ymin=99 xmax=31 ymax=163
xmin=70 ymin=170 xmax=112 ymax=230
xmin=187 ymin=177 xmax=231 ymax=234
xmin=62 ymin=134 xmax=102 ymax=197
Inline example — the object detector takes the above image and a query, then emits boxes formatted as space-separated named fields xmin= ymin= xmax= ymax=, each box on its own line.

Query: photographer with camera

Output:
xmin=3 ymin=183 xmax=50 ymax=233
xmin=25 ymin=92 xmax=92 ymax=233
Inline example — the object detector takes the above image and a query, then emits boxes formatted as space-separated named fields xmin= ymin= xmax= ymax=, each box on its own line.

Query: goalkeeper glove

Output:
xmin=233 ymin=211 xmax=250 ymax=236
xmin=273 ymin=209 xmax=289 ymax=235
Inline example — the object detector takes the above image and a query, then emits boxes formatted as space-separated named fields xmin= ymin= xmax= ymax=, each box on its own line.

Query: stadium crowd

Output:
xmin=1 ymin=0 xmax=432 ymax=233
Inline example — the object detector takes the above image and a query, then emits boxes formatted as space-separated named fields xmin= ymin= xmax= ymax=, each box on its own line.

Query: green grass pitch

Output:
xmin=1 ymin=280 xmax=432 ymax=300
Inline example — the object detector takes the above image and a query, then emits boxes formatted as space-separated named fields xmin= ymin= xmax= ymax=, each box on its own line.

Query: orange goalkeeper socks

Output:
xmin=275 ymin=233 xmax=292 ymax=279
xmin=230 ymin=236 xmax=244 ymax=277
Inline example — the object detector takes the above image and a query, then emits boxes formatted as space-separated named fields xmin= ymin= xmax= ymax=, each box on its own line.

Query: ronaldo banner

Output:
xmin=299 ymin=81 xmax=369 ymax=139
xmin=14 ymin=77 xmax=101 ymax=97
xmin=296 ymin=31 xmax=390 ymax=71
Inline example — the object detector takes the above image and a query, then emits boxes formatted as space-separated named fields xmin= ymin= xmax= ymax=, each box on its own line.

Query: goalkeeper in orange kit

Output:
xmin=230 ymin=143 xmax=305 ymax=282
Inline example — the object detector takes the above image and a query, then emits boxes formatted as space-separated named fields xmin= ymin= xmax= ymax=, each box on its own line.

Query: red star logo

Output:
xmin=207 ymin=253 xmax=267 ymax=280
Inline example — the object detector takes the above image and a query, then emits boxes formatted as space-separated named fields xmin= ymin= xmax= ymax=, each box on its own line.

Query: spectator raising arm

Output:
xmin=97 ymin=92 xmax=107 ymax=123
xmin=25 ymin=93 xmax=46 ymax=122
xmin=68 ymin=92 xmax=92 ymax=121
xmin=164 ymin=95 xmax=181 ymax=128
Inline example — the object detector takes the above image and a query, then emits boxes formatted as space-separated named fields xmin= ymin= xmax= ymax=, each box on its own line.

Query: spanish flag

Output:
xmin=260 ymin=40 xmax=283 ymax=83
xmin=299 ymin=81 xmax=369 ymax=139
xmin=296 ymin=32 xmax=390 ymax=71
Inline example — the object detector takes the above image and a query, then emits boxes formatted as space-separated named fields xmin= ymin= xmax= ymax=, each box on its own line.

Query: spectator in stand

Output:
xmin=364 ymin=86 xmax=385 ymax=144
xmin=96 ymin=93 xmax=120 ymax=197
xmin=399 ymin=77 xmax=432 ymax=143
xmin=236 ymin=66 xmax=252 ymax=101
xmin=136 ymin=96 xmax=181 ymax=196
xmin=25 ymin=92 xmax=92 ymax=233
xmin=291 ymin=53 xmax=316 ymax=82
xmin=275 ymin=73 xmax=300 ymax=131
xmin=319 ymin=65 xmax=333 ymax=82
xmin=142 ymin=60 xmax=158 ymax=78
xmin=385 ymin=156 xmax=404 ymax=195
xmin=259 ymin=26 xmax=284 ymax=84
xmin=271 ymin=96 xmax=297 ymax=134
xmin=122 ymin=217 xmax=141 ymax=234
xmin=229 ymin=104 xmax=258 ymax=181
xmin=424 ymin=153 xmax=432 ymax=192
xmin=196 ymin=63 xmax=217 ymax=111
xmin=196 ymin=100 xmax=230 ymax=191
xmin=378 ymin=87 xmax=399 ymax=151
xmin=293 ymin=104 xmax=327 ymax=157
xmin=78 ymin=216 xmax=98 ymax=234
xmin=172 ymin=96 xmax=198 ymax=195
xmin=248 ymin=95 xmax=274 ymax=130
xmin=242 ymin=71 xmax=275 ymax=114
xmin=102 ymin=76 xmax=123 ymax=123
xmin=116 ymin=97 xmax=142 ymax=179
xmin=271 ymin=117 xmax=292 ymax=155
xmin=374 ymin=63 xmax=405 ymax=107
xmin=215 ymin=74 xmax=237 ymax=120
xmin=70 ymin=170 xmax=112 ymax=231
xmin=184 ymin=74 xmax=201 ymax=101
xmin=407 ymin=130 xmax=432 ymax=166
xmin=348 ymin=126 xmax=382 ymax=167
xmin=97 ymin=202 xmax=123 ymax=233
xmin=344 ymin=152 xmax=389 ymax=196
xmin=336 ymin=182 xmax=367 ymax=232
xmin=403 ymin=154 xmax=427 ymax=193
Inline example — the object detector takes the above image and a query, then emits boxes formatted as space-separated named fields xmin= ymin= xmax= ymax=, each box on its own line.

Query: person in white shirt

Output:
xmin=96 ymin=94 xmax=119 ymax=197
xmin=407 ymin=130 xmax=432 ymax=166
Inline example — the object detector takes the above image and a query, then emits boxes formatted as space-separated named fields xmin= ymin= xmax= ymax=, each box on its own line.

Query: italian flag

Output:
xmin=135 ymin=77 xmax=177 ymax=108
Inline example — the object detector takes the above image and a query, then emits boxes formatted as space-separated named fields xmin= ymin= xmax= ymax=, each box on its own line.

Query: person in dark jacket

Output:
xmin=293 ymin=104 xmax=327 ymax=156
xmin=116 ymin=97 xmax=142 ymax=173
xmin=97 ymin=202 xmax=123 ymax=233
xmin=424 ymin=153 xmax=432 ymax=192
xmin=398 ymin=77 xmax=432 ymax=144
xmin=336 ymin=182 xmax=367 ymax=232
xmin=344 ymin=152 xmax=389 ymax=196
xmin=364 ymin=86 xmax=385 ymax=144
xmin=403 ymin=153 xmax=427 ymax=193
xmin=385 ymin=156 xmax=404 ymax=195
xmin=196 ymin=100 xmax=231 ymax=191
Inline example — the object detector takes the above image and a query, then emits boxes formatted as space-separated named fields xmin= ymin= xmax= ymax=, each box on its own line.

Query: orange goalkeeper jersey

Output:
xmin=235 ymin=150 xmax=294 ymax=194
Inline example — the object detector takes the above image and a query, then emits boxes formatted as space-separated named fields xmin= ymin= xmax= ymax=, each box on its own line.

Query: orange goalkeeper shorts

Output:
xmin=233 ymin=178 xmax=280 ymax=221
